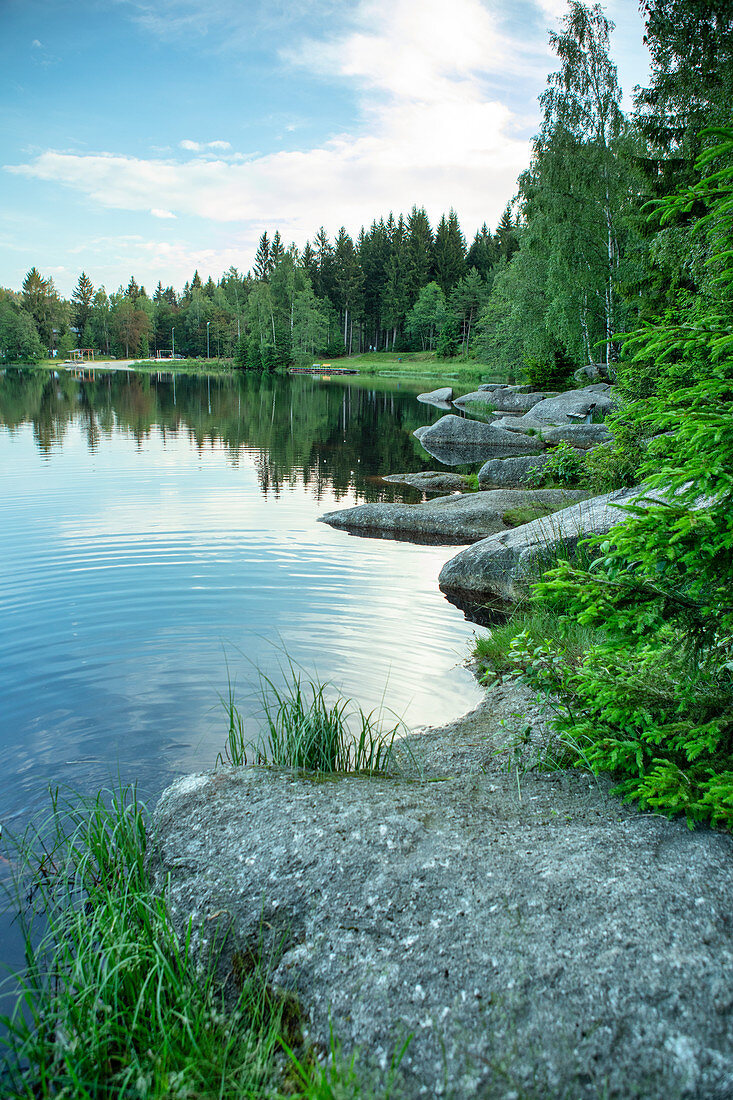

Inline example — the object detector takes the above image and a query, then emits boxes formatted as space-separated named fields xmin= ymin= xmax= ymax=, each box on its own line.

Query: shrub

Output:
xmin=521 ymin=129 xmax=733 ymax=828
xmin=522 ymin=343 xmax=575 ymax=389
xmin=524 ymin=440 xmax=585 ymax=487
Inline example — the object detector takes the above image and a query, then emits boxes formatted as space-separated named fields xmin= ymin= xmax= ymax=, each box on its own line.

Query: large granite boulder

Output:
xmin=152 ymin=766 xmax=733 ymax=1100
xmin=415 ymin=416 xmax=544 ymax=460
xmin=382 ymin=471 xmax=469 ymax=493
xmin=438 ymin=486 xmax=641 ymax=606
xmin=490 ymin=416 xmax=611 ymax=450
xmin=417 ymin=386 xmax=453 ymax=407
xmin=526 ymin=383 xmax=615 ymax=425
xmin=320 ymin=488 xmax=588 ymax=544
xmin=477 ymin=454 xmax=551 ymax=488
xmin=453 ymin=389 xmax=548 ymax=414
xmin=541 ymin=423 xmax=612 ymax=449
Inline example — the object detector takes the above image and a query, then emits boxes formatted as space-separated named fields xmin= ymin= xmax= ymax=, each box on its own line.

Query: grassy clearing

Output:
xmin=325 ymin=351 xmax=512 ymax=386
xmin=218 ymin=661 xmax=403 ymax=774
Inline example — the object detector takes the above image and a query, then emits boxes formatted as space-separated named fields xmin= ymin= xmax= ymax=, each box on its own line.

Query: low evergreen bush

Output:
xmin=512 ymin=129 xmax=733 ymax=828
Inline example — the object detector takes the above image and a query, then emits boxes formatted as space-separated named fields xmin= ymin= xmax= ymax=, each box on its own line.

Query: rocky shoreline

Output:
xmin=150 ymin=383 xmax=733 ymax=1098
xmin=152 ymin=676 xmax=733 ymax=1099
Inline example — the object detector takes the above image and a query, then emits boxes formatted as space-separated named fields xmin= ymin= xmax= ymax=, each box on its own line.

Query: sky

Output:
xmin=0 ymin=0 xmax=651 ymax=298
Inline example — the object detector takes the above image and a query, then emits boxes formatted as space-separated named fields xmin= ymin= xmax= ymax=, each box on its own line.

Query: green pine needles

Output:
xmin=508 ymin=129 xmax=733 ymax=828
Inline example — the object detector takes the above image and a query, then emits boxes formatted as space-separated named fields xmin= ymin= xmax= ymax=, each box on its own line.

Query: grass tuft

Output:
xmin=0 ymin=784 xmax=292 ymax=1099
xmin=218 ymin=660 xmax=403 ymax=774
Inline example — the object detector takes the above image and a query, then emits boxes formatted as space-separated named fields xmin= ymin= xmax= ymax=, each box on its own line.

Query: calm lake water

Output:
xmin=0 ymin=368 xmax=483 ymax=843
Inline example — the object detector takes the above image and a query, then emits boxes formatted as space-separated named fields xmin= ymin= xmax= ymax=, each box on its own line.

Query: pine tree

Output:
xmin=72 ymin=272 xmax=95 ymax=342
xmin=467 ymin=223 xmax=498 ymax=279
xmin=254 ymin=233 xmax=272 ymax=281
xmin=433 ymin=209 xmax=467 ymax=295
xmin=270 ymin=231 xmax=285 ymax=267
xmin=405 ymin=207 xmax=434 ymax=306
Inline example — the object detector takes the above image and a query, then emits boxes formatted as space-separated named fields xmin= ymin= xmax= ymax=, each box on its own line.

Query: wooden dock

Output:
xmin=289 ymin=365 xmax=359 ymax=375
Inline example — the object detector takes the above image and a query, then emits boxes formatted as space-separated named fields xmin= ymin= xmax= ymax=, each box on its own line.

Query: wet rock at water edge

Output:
xmin=319 ymin=488 xmax=588 ymax=544
xmin=152 ymin=767 xmax=733 ymax=1100
xmin=381 ymin=471 xmax=469 ymax=493
xmin=438 ymin=486 xmax=642 ymax=606
xmin=453 ymin=388 xmax=551 ymax=414
xmin=416 ymin=386 xmax=454 ymax=407
xmin=415 ymin=416 xmax=545 ymax=457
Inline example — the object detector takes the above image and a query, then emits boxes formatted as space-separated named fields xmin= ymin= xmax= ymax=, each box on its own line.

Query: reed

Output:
xmin=0 ymin=784 xmax=289 ymax=1098
xmin=218 ymin=660 xmax=402 ymax=774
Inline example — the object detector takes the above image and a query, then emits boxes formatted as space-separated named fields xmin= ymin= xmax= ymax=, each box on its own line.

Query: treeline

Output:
xmin=0 ymin=206 xmax=517 ymax=367
xmin=1 ymin=1 xmax=731 ymax=379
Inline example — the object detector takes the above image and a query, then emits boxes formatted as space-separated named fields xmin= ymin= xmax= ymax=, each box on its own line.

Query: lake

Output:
xmin=0 ymin=368 xmax=484 ymax=843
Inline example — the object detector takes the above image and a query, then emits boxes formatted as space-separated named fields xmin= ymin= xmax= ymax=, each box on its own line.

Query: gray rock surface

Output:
xmin=524 ymin=384 xmax=614 ymax=425
xmin=152 ymin=759 xmax=733 ymax=1099
xmin=417 ymin=387 xmax=454 ymax=406
xmin=438 ymin=486 xmax=641 ymax=605
xmin=468 ymin=385 xmax=557 ymax=413
xmin=541 ymin=423 xmax=612 ymax=449
xmin=415 ymin=416 xmax=544 ymax=458
xmin=452 ymin=390 xmax=546 ymax=415
xmin=382 ymin=471 xmax=469 ymax=493
xmin=320 ymin=488 xmax=587 ymax=544
xmin=492 ymin=415 xmax=545 ymax=434
xmin=477 ymin=454 xmax=551 ymax=488
xmin=574 ymin=362 xmax=615 ymax=384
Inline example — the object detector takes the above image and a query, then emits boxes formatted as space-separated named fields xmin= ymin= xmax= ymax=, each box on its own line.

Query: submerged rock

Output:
xmin=438 ymin=486 xmax=641 ymax=605
xmin=152 ymin=765 xmax=733 ymax=1099
xmin=320 ymin=488 xmax=587 ymax=544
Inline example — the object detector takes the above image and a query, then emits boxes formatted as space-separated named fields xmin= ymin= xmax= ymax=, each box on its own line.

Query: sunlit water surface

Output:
xmin=0 ymin=370 xmax=483 ymax=838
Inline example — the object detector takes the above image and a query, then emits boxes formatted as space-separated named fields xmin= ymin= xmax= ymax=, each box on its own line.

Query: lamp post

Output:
xmin=206 ymin=320 xmax=211 ymax=360
xmin=171 ymin=327 xmax=175 ymax=359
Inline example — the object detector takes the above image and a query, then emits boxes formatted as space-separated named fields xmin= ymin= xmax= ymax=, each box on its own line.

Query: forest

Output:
xmin=1 ymin=2 xmax=730 ymax=380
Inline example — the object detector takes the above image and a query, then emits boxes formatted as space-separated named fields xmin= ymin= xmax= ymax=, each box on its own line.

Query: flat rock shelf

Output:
xmin=152 ymin=685 xmax=733 ymax=1100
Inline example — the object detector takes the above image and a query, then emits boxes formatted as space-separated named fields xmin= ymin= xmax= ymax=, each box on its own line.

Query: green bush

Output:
xmin=520 ymin=129 xmax=733 ymax=828
xmin=524 ymin=440 xmax=585 ymax=487
xmin=522 ymin=343 xmax=575 ymax=389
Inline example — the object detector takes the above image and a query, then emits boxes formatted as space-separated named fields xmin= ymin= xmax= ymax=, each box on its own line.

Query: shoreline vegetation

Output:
xmin=0 ymin=668 xmax=413 ymax=1099
xmin=24 ymin=350 xmax=500 ymax=386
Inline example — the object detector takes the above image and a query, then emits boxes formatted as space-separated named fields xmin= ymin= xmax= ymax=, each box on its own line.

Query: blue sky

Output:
xmin=0 ymin=0 xmax=650 ymax=297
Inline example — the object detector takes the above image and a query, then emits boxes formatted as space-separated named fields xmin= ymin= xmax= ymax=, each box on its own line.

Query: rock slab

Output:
xmin=320 ymin=489 xmax=588 ymax=544
xmin=417 ymin=387 xmax=454 ymax=407
xmin=415 ymin=416 xmax=544 ymax=458
xmin=152 ymin=767 xmax=733 ymax=1099
xmin=438 ymin=486 xmax=641 ymax=604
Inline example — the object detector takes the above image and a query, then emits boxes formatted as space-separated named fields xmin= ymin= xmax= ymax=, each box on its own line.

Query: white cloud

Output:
xmin=9 ymin=0 xmax=538 ymax=279
xmin=179 ymin=138 xmax=232 ymax=152
xmin=31 ymin=39 xmax=43 ymax=48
